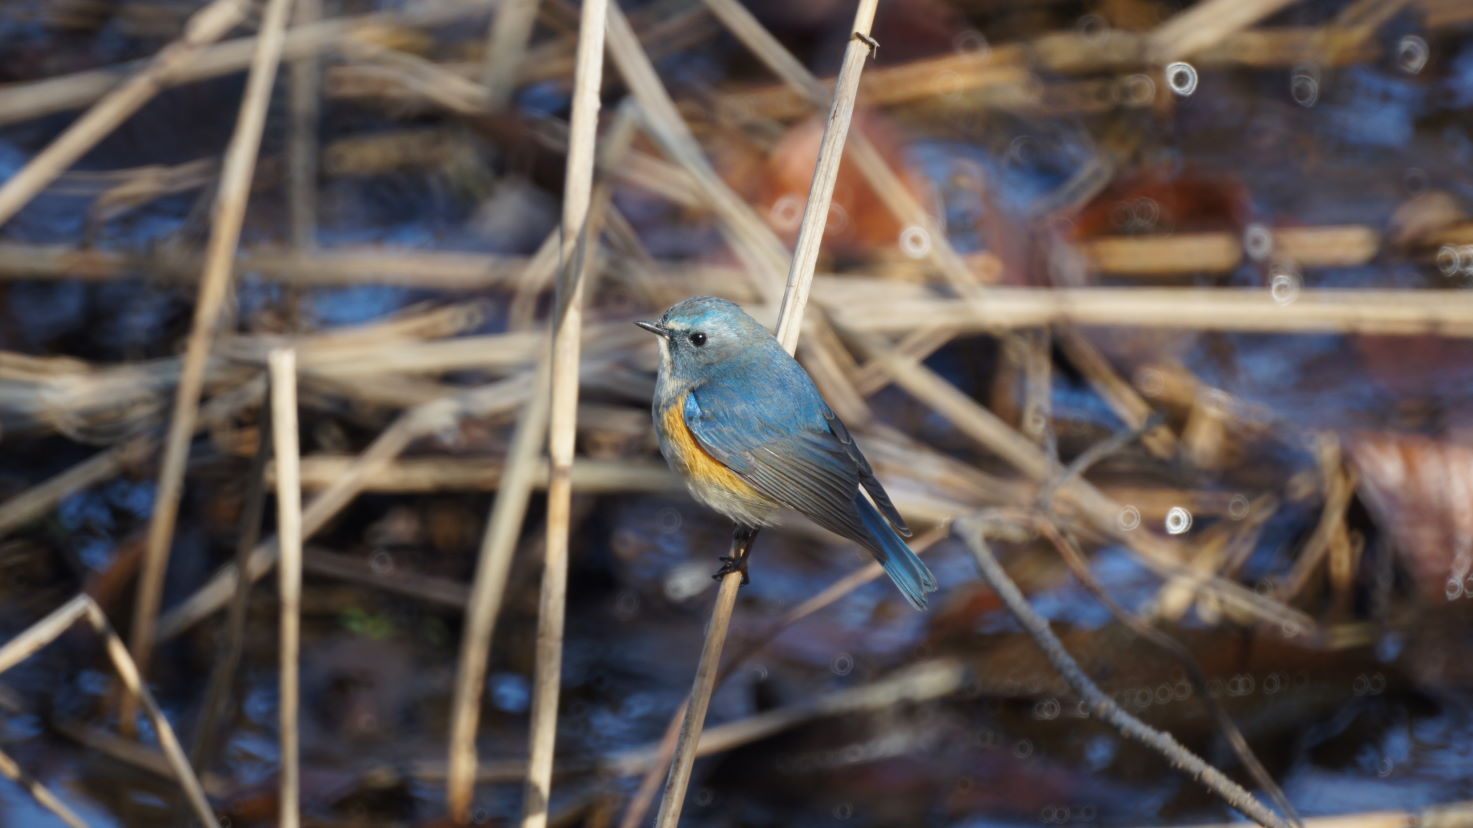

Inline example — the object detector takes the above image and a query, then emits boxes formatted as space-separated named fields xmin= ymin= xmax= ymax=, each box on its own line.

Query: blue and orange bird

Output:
xmin=637 ymin=297 xmax=938 ymax=610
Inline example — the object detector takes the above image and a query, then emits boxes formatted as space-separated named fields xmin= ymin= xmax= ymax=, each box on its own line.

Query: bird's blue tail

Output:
xmin=855 ymin=494 xmax=937 ymax=610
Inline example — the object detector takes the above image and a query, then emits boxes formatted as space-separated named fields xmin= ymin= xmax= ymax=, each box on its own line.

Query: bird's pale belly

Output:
xmin=659 ymin=394 xmax=777 ymax=528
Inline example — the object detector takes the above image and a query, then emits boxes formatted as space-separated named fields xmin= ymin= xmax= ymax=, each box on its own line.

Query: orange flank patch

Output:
xmin=663 ymin=394 xmax=762 ymax=498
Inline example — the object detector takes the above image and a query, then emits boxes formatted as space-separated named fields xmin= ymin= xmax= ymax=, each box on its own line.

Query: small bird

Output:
xmin=637 ymin=296 xmax=938 ymax=610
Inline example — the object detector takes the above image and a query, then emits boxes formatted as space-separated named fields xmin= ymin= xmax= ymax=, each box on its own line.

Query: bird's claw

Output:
xmin=713 ymin=554 xmax=750 ymax=585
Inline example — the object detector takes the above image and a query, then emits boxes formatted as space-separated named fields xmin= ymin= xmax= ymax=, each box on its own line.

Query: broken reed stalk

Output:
xmin=521 ymin=0 xmax=609 ymax=825
xmin=0 ymin=748 xmax=87 ymax=828
xmin=653 ymin=2 xmax=880 ymax=825
xmin=128 ymin=0 xmax=297 ymax=717
xmin=0 ymin=0 xmax=248 ymax=226
xmin=0 ymin=595 xmax=215 ymax=827
xmin=447 ymin=364 xmax=553 ymax=822
xmin=957 ymin=517 xmax=1290 ymax=828
xmin=268 ymin=350 xmax=303 ymax=828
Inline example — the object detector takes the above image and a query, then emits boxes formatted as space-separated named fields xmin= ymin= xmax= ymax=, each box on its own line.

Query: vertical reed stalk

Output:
xmin=654 ymin=2 xmax=880 ymax=825
xmin=522 ymin=0 xmax=609 ymax=825
xmin=268 ymin=349 xmax=303 ymax=828
xmin=447 ymin=363 xmax=553 ymax=821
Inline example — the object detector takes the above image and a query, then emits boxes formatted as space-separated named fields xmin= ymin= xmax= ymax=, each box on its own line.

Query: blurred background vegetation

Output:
xmin=0 ymin=0 xmax=1472 ymax=825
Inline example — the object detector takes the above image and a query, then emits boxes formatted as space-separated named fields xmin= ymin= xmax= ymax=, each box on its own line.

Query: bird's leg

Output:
xmin=714 ymin=525 xmax=759 ymax=585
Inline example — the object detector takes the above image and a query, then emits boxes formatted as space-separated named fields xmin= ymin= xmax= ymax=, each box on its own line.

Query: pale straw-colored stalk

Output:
xmin=654 ymin=2 xmax=880 ymax=825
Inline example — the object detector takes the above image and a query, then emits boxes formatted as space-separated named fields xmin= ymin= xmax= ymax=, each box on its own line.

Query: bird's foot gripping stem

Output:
xmin=713 ymin=526 xmax=759 ymax=585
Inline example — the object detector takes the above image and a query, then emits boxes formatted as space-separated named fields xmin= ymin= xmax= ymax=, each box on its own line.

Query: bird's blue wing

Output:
xmin=684 ymin=378 xmax=869 ymax=544
xmin=824 ymin=410 xmax=911 ymax=537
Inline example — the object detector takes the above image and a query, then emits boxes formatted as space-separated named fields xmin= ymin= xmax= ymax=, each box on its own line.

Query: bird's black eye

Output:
xmin=689 ymin=332 xmax=708 ymax=347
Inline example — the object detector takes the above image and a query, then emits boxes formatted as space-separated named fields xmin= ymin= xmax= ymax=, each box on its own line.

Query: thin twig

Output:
xmin=268 ymin=349 xmax=303 ymax=828
xmin=0 ymin=0 xmax=249 ymax=227
xmin=128 ymin=0 xmax=298 ymax=712
xmin=522 ymin=0 xmax=608 ymax=824
xmin=1036 ymin=521 xmax=1302 ymax=828
xmin=956 ymin=518 xmax=1291 ymax=828
xmin=654 ymin=2 xmax=880 ymax=825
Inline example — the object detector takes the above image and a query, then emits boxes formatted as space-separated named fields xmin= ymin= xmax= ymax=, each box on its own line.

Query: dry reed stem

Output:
xmin=846 ymin=330 xmax=1311 ymax=631
xmin=189 ymin=408 xmax=272 ymax=771
xmin=84 ymin=600 xmax=216 ymax=827
xmin=605 ymin=0 xmax=868 ymax=424
xmin=1055 ymin=328 xmax=1179 ymax=460
xmin=0 ymin=594 xmax=91 ymax=674
xmin=654 ymin=2 xmax=879 ymax=825
xmin=0 ymin=0 xmax=248 ymax=227
xmin=701 ymin=0 xmax=987 ymax=304
xmin=0 ymin=747 xmax=89 ymax=828
xmin=54 ymin=719 xmax=220 ymax=790
xmin=1186 ymin=799 xmax=1473 ymax=828
xmin=155 ymin=372 xmax=534 ymax=640
xmin=773 ymin=3 xmax=877 ymax=347
xmin=0 ymin=376 xmax=263 ymax=539
xmin=1034 ymin=521 xmax=1300 ymax=826
xmin=290 ymin=455 xmax=677 ymax=494
xmin=482 ymin=0 xmax=543 ymax=104
xmin=958 ymin=520 xmax=1290 ymax=828
xmin=1277 ymin=440 xmax=1357 ymax=600
xmin=721 ymin=19 xmax=1433 ymax=122
xmin=0 ymin=438 xmax=148 ymax=538
xmin=0 ymin=0 xmax=499 ymax=127
xmin=619 ymin=525 xmax=947 ymax=828
xmin=128 ymin=0 xmax=297 ymax=711
xmin=835 ymin=288 xmax=1473 ymax=337
xmin=0 ymin=595 xmax=214 ymax=826
xmin=608 ymin=658 xmax=965 ymax=777
xmin=522 ymin=0 xmax=609 ymax=823
xmin=288 ymin=0 xmax=322 ymax=251
xmin=267 ymin=350 xmax=302 ymax=828
xmin=448 ymin=363 xmax=552 ymax=821
xmin=303 ymin=547 xmax=470 ymax=609
xmin=1145 ymin=0 xmax=1304 ymax=62
xmin=605 ymin=6 xmax=784 ymax=288
xmin=0 ymin=222 xmax=1405 ymax=287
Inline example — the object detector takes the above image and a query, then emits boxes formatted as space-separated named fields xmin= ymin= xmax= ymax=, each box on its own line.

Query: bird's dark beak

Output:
xmin=635 ymin=320 xmax=670 ymax=338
